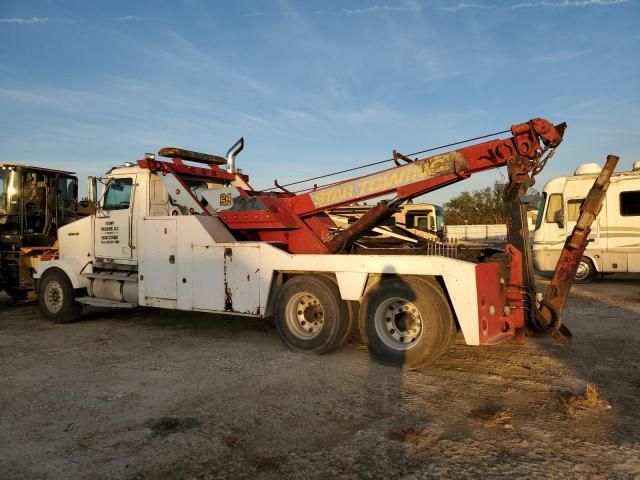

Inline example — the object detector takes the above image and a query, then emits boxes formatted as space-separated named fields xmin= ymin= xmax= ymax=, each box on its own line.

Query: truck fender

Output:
xmin=263 ymin=271 xmax=368 ymax=317
xmin=335 ymin=271 xmax=368 ymax=301
xmin=439 ymin=275 xmax=480 ymax=346
xmin=35 ymin=260 xmax=89 ymax=290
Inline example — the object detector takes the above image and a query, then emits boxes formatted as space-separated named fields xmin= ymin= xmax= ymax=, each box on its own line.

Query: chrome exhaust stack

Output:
xmin=226 ymin=137 xmax=244 ymax=173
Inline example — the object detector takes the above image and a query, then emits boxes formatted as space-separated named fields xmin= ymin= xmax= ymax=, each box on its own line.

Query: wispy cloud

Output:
xmin=113 ymin=15 xmax=148 ymax=22
xmin=0 ymin=17 xmax=51 ymax=24
xmin=440 ymin=3 xmax=495 ymax=12
xmin=530 ymin=49 xmax=588 ymax=63
xmin=512 ymin=0 xmax=627 ymax=8
xmin=442 ymin=0 xmax=628 ymax=12
xmin=316 ymin=5 xmax=420 ymax=16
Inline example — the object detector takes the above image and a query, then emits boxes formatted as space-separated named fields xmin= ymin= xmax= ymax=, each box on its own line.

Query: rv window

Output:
xmin=405 ymin=213 xmax=416 ymax=228
xmin=567 ymin=199 xmax=584 ymax=222
xmin=545 ymin=193 xmax=564 ymax=224
xmin=620 ymin=191 xmax=640 ymax=216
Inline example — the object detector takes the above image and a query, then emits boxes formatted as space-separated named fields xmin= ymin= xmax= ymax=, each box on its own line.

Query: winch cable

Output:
xmin=258 ymin=128 xmax=511 ymax=193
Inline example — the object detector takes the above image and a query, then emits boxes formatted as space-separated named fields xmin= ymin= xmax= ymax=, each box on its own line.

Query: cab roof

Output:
xmin=0 ymin=163 xmax=76 ymax=175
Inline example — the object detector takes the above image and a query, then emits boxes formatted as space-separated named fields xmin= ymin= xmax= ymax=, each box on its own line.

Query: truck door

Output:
xmin=95 ymin=175 xmax=136 ymax=260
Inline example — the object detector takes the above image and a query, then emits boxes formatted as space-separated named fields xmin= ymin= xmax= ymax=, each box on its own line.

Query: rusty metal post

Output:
xmin=325 ymin=200 xmax=397 ymax=253
xmin=535 ymin=155 xmax=619 ymax=343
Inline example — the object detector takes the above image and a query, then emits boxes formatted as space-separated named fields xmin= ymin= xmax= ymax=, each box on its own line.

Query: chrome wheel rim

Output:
xmin=374 ymin=297 xmax=423 ymax=351
xmin=285 ymin=292 xmax=324 ymax=339
xmin=44 ymin=280 xmax=64 ymax=314
xmin=575 ymin=261 xmax=590 ymax=281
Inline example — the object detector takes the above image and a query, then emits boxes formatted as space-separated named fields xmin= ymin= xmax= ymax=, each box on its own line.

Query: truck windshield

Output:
xmin=0 ymin=170 xmax=21 ymax=234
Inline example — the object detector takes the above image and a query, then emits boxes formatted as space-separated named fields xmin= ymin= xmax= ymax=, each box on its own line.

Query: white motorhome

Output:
xmin=533 ymin=161 xmax=640 ymax=282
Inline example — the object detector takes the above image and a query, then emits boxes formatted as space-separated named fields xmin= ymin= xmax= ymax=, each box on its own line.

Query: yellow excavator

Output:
xmin=0 ymin=164 xmax=92 ymax=300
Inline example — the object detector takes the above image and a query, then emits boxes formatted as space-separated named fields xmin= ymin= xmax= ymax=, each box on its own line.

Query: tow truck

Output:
xmin=33 ymin=119 xmax=618 ymax=367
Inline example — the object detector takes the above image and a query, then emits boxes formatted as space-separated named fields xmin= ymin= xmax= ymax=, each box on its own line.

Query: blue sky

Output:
xmin=1 ymin=0 xmax=638 ymax=204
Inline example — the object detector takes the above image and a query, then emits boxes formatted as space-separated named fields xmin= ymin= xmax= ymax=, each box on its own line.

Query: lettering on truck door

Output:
xmin=95 ymin=175 xmax=136 ymax=260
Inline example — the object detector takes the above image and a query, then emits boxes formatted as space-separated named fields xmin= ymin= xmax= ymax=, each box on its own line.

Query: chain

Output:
xmin=531 ymin=147 xmax=555 ymax=177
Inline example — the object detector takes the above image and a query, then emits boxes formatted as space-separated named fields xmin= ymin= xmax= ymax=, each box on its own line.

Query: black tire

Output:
xmin=317 ymin=274 xmax=357 ymax=349
xmin=37 ymin=269 xmax=83 ymax=323
xmin=274 ymin=275 xmax=349 ymax=355
xmin=5 ymin=288 xmax=35 ymax=302
xmin=574 ymin=257 xmax=596 ymax=283
xmin=346 ymin=301 xmax=362 ymax=344
xmin=359 ymin=276 xmax=454 ymax=369
xmin=411 ymin=277 xmax=457 ymax=355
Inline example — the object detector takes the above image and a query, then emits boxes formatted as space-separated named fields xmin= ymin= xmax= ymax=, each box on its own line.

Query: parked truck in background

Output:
xmin=329 ymin=202 xmax=445 ymax=242
xmin=33 ymin=119 xmax=616 ymax=368
xmin=533 ymin=161 xmax=640 ymax=282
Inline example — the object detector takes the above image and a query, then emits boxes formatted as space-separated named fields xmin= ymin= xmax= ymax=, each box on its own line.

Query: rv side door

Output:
xmin=566 ymin=196 xmax=603 ymax=269
xmin=603 ymin=186 xmax=640 ymax=273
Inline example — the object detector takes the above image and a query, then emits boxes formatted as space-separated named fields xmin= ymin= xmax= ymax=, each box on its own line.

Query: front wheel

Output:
xmin=574 ymin=257 xmax=596 ymax=283
xmin=37 ymin=269 xmax=82 ymax=323
xmin=274 ymin=275 xmax=349 ymax=355
xmin=359 ymin=276 xmax=454 ymax=369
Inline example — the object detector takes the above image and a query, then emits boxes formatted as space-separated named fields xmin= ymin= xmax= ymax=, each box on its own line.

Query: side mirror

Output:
xmin=554 ymin=210 xmax=564 ymax=229
xmin=87 ymin=176 xmax=98 ymax=204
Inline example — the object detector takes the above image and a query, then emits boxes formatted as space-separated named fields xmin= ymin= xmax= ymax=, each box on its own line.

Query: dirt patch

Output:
xmin=249 ymin=454 xmax=287 ymax=471
xmin=144 ymin=417 xmax=202 ymax=437
xmin=388 ymin=426 xmax=433 ymax=450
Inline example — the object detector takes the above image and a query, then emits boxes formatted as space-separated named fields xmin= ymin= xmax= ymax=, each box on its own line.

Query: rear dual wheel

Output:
xmin=274 ymin=275 xmax=351 ymax=355
xmin=359 ymin=276 xmax=455 ymax=369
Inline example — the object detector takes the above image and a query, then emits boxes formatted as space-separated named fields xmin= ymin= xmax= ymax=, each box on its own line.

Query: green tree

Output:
xmin=444 ymin=180 xmax=540 ymax=225
xmin=443 ymin=180 xmax=505 ymax=225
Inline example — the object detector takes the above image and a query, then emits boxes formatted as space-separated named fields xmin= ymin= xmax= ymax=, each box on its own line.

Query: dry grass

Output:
xmin=483 ymin=408 xmax=513 ymax=427
xmin=472 ymin=406 xmax=513 ymax=427
xmin=249 ymin=454 xmax=287 ymax=471
xmin=388 ymin=426 xmax=432 ymax=450
xmin=563 ymin=383 xmax=608 ymax=417
xmin=221 ymin=434 xmax=243 ymax=449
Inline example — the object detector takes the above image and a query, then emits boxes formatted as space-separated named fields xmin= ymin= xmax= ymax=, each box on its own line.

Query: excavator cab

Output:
xmin=0 ymin=165 xmax=80 ymax=299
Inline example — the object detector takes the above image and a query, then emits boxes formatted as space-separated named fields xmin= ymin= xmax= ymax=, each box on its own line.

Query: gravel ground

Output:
xmin=1 ymin=275 xmax=639 ymax=479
